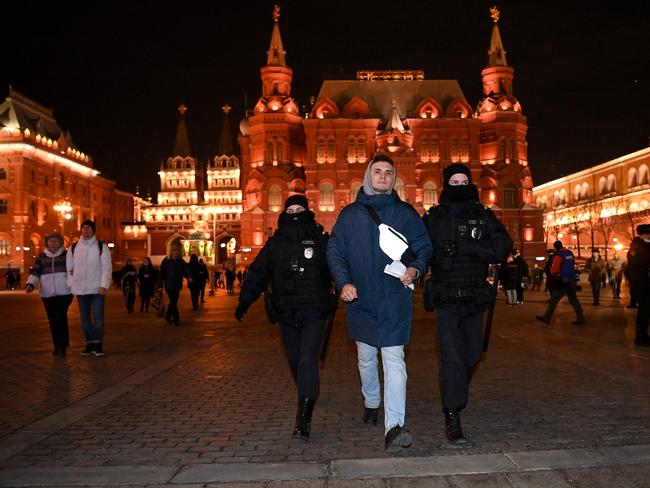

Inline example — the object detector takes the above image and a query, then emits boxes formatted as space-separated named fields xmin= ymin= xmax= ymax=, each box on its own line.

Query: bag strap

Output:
xmin=361 ymin=204 xmax=382 ymax=226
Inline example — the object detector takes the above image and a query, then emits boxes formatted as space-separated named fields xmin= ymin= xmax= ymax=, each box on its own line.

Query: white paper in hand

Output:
xmin=384 ymin=260 xmax=415 ymax=290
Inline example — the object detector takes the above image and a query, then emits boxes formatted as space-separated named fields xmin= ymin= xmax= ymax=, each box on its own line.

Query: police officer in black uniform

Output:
xmin=424 ymin=163 xmax=512 ymax=446
xmin=235 ymin=195 xmax=335 ymax=439
xmin=627 ymin=223 xmax=650 ymax=347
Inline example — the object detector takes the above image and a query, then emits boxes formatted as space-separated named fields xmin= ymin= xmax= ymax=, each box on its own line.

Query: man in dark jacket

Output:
xmin=158 ymin=246 xmax=191 ymax=325
xmin=627 ymin=223 xmax=650 ymax=346
xmin=424 ymin=163 xmax=512 ymax=447
xmin=327 ymin=155 xmax=432 ymax=453
xmin=235 ymin=195 xmax=335 ymax=440
xmin=536 ymin=240 xmax=586 ymax=326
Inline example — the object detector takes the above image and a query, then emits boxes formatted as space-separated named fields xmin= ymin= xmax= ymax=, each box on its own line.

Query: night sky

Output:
xmin=4 ymin=1 xmax=649 ymax=195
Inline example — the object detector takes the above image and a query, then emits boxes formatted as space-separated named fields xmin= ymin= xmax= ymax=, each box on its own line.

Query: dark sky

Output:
xmin=4 ymin=1 xmax=649 ymax=195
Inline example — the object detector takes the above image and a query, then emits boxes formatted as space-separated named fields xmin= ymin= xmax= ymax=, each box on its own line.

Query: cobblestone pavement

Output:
xmin=0 ymin=284 xmax=649 ymax=487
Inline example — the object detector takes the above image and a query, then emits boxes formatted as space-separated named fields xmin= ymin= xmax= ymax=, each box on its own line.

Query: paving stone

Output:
xmin=505 ymin=470 xmax=573 ymax=488
xmin=563 ymin=466 xmax=639 ymax=488
xmin=390 ymin=477 xmax=452 ymax=487
xmin=447 ymin=473 xmax=514 ymax=488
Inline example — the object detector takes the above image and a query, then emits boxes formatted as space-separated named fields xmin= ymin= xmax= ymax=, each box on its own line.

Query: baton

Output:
xmin=482 ymin=264 xmax=501 ymax=352
xmin=319 ymin=307 xmax=337 ymax=365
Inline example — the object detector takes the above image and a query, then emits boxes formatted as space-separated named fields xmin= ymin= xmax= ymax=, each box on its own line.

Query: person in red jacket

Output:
xmin=536 ymin=240 xmax=585 ymax=325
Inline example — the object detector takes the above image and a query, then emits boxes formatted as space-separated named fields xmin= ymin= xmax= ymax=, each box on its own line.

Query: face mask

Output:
xmin=441 ymin=183 xmax=479 ymax=203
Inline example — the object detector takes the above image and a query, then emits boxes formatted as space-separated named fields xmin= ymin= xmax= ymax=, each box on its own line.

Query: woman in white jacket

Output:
xmin=26 ymin=232 xmax=73 ymax=357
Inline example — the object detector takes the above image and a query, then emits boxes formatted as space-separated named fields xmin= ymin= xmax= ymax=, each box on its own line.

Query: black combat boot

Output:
xmin=292 ymin=397 xmax=315 ymax=440
xmin=444 ymin=408 xmax=471 ymax=446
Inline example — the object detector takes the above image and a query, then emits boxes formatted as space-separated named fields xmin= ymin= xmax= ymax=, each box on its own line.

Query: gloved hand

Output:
xmin=455 ymin=239 xmax=480 ymax=256
xmin=235 ymin=301 xmax=250 ymax=322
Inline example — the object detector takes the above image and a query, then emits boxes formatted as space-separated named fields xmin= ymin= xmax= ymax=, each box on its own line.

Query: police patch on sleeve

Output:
xmin=304 ymin=247 xmax=314 ymax=259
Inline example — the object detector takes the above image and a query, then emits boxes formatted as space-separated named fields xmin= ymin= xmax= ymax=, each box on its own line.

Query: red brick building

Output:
xmin=238 ymin=7 xmax=544 ymax=261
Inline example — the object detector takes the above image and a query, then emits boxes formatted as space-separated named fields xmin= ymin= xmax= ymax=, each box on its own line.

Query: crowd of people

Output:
xmin=18 ymin=156 xmax=650 ymax=455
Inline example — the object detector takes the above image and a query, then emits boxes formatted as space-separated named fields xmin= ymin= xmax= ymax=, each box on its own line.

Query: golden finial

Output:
xmin=273 ymin=5 xmax=280 ymax=22
xmin=177 ymin=104 xmax=188 ymax=115
xmin=391 ymin=99 xmax=397 ymax=110
xmin=490 ymin=6 xmax=500 ymax=23
xmin=222 ymin=104 xmax=232 ymax=114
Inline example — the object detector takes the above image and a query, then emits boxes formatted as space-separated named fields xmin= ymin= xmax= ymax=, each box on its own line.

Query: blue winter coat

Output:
xmin=327 ymin=190 xmax=432 ymax=347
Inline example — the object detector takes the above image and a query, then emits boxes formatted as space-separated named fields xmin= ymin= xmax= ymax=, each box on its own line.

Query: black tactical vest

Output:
xmin=428 ymin=203 xmax=490 ymax=289
xmin=268 ymin=231 xmax=327 ymax=310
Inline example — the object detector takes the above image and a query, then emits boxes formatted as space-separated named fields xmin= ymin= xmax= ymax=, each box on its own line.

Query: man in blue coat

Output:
xmin=327 ymin=155 xmax=432 ymax=453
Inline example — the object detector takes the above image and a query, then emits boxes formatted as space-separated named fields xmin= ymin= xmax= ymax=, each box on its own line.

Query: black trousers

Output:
xmin=189 ymin=286 xmax=200 ymax=309
xmin=165 ymin=289 xmax=180 ymax=323
xmin=541 ymin=281 xmax=585 ymax=322
xmin=636 ymin=290 xmax=650 ymax=342
xmin=590 ymin=281 xmax=601 ymax=304
xmin=278 ymin=309 xmax=325 ymax=399
xmin=435 ymin=302 xmax=485 ymax=411
xmin=42 ymin=295 xmax=73 ymax=350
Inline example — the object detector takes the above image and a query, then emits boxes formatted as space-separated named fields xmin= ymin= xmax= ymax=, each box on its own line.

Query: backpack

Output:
xmin=71 ymin=240 xmax=104 ymax=256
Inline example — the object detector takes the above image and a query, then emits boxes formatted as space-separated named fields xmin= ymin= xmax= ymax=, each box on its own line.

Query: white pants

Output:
xmin=356 ymin=341 xmax=407 ymax=433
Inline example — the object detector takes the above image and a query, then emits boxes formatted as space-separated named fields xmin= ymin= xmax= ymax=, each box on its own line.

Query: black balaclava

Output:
xmin=278 ymin=194 xmax=315 ymax=240
xmin=440 ymin=163 xmax=479 ymax=204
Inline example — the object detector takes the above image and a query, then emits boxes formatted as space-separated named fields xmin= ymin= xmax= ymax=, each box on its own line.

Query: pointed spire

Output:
xmin=173 ymin=104 xmax=192 ymax=157
xmin=217 ymin=104 xmax=235 ymax=156
xmin=487 ymin=6 xmax=508 ymax=67
xmin=385 ymin=100 xmax=406 ymax=133
xmin=266 ymin=5 xmax=287 ymax=66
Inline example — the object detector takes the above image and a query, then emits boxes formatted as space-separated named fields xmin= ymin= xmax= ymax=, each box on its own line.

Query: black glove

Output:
xmin=455 ymin=239 xmax=480 ymax=257
xmin=235 ymin=301 xmax=250 ymax=322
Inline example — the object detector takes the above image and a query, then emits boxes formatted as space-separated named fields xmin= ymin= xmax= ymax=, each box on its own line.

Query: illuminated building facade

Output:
xmin=0 ymin=88 xmax=134 ymax=272
xmin=238 ymin=7 xmax=544 ymax=261
xmin=140 ymin=105 xmax=242 ymax=266
xmin=533 ymin=146 xmax=650 ymax=259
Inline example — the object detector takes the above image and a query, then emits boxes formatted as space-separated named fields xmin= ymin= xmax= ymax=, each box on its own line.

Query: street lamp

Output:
xmin=53 ymin=201 xmax=72 ymax=235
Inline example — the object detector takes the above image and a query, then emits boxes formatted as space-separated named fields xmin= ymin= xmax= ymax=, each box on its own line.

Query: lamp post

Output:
xmin=53 ymin=201 xmax=72 ymax=236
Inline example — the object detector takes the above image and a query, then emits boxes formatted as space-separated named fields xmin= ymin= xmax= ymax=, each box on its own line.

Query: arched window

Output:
xmin=574 ymin=184 xmax=582 ymax=201
xmin=503 ymin=184 xmax=517 ymax=209
xmin=628 ymin=167 xmax=638 ymax=188
xmin=639 ymin=164 xmax=649 ymax=185
xmin=607 ymin=174 xmax=616 ymax=193
xmin=347 ymin=138 xmax=356 ymax=163
xmin=0 ymin=239 xmax=10 ymax=256
xmin=327 ymin=139 xmax=336 ymax=163
xmin=554 ymin=191 xmax=561 ymax=206
xmin=276 ymin=142 xmax=284 ymax=164
xmin=267 ymin=185 xmax=282 ymax=212
xmin=598 ymin=176 xmax=607 ymax=195
xmin=357 ymin=138 xmax=366 ymax=162
xmin=319 ymin=183 xmax=335 ymax=211
xmin=0 ymin=199 xmax=7 ymax=214
xmin=423 ymin=182 xmax=437 ymax=209
xmin=559 ymin=188 xmax=567 ymax=204
xmin=581 ymin=182 xmax=589 ymax=198
xmin=267 ymin=142 xmax=274 ymax=163
xmin=316 ymin=138 xmax=326 ymax=164
xmin=394 ymin=178 xmax=405 ymax=201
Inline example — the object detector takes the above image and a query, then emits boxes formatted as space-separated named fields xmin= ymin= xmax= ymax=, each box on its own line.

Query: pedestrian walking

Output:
xmin=187 ymin=254 xmax=202 ymax=310
xmin=502 ymin=253 xmax=519 ymax=305
xmin=66 ymin=220 xmax=112 ymax=356
xmin=585 ymin=248 xmax=606 ymax=305
xmin=532 ymin=263 xmax=544 ymax=291
xmin=626 ymin=224 xmax=650 ymax=347
xmin=423 ymin=163 xmax=511 ymax=446
xmin=158 ymin=246 xmax=191 ymax=325
xmin=120 ymin=259 xmax=137 ymax=313
xmin=198 ymin=258 xmax=208 ymax=303
xmin=327 ymin=155 xmax=432 ymax=453
xmin=25 ymin=232 xmax=73 ymax=357
xmin=536 ymin=240 xmax=586 ymax=326
xmin=608 ymin=254 xmax=624 ymax=299
xmin=512 ymin=249 xmax=529 ymax=304
xmin=236 ymin=194 xmax=336 ymax=440
xmin=138 ymin=257 xmax=156 ymax=312
xmin=543 ymin=249 xmax=558 ymax=298
xmin=225 ymin=266 xmax=236 ymax=294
